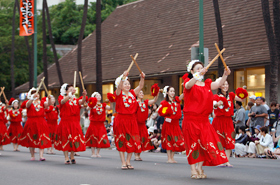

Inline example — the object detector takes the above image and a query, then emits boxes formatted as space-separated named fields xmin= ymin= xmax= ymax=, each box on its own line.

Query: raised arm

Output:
xmin=26 ymin=93 xmax=39 ymax=108
xmin=116 ymin=71 xmax=129 ymax=96
xmin=211 ymin=67 xmax=231 ymax=90
xmin=148 ymin=93 xmax=159 ymax=106
xmin=134 ymin=72 xmax=145 ymax=95
xmin=44 ymin=95 xmax=52 ymax=109
xmin=179 ymin=93 xmax=184 ymax=101
xmin=185 ymin=68 xmax=208 ymax=89
xmin=106 ymin=103 xmax=113 ymax=110
xmin=79 ymin=90 xmax=87 ymax=105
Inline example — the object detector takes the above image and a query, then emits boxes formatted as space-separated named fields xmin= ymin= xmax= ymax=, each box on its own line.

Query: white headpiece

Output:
xmin=187 ymin=60 xmax=200 ymax=72
xmin=27 ymin=87 xmax=37 ymax=100
xmin=115 ymin=74 xmax=128 ymax=88
xmin=0 ymin=102 xmax=2 ymax=106
xmin=91 ymin=92 xmax=99 ymax=97
xmin=60 ymin=83 xmax=68 ymax=96
xmin=162 ymin=86 xmax=169 ymax=98
xmin=12 ymin=99 xmax=19 ymax=106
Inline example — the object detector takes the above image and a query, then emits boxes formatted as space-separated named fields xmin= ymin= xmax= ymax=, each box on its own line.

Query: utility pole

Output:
xmin=33 ymin=0 xmax=38 ymax=87
xmin=199 ymin=0 xmax=204 ymax=64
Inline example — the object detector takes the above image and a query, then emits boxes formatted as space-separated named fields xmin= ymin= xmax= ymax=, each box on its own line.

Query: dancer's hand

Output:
xmin=224 ymin=66 xmax=231 ymax=76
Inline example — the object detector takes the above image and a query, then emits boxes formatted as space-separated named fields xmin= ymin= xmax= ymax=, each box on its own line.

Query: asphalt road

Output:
xmin=0 ymin=144 xmax=278 ymax=185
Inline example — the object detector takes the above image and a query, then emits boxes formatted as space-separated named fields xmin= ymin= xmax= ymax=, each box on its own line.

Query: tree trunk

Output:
xmin=213 ymin=0 xmax=224 ymax=77
xmin=10 ymin=0 xmax=18 ymax=98
xmin=44 ymin=0 xmax=63 ymax=86
xmin=42 ymin=0 xmax=48 ymax=96
xmin=261 ymin=0 xmax=279 ymax=103
xmin=96 ymin=0 xmax=102 ymax=95
xmin=77 ymin=0 xmax=88 ymax=95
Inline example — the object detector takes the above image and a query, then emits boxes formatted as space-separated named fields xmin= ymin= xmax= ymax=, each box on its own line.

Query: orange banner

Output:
xmin=19 ymin=0 xmax=34 ymax=36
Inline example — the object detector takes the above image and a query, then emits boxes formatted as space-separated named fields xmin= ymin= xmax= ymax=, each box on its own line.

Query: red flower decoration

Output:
xmin=235 ymin=88 xmax=248 ymax=99
xmin=9 ymin=98 xmax=15 ymax=105
xmin=20 ymin=100 xmax=28 ymax=109
xmin=175 ymin=96 xmax=181 ymax=103
xmin=79 ymin=96 xmax=89 ymax=102
xmin=151 ymin=83 xmax=160 ymax=96
xmin=182 ymin=73 xmax=189 ymax=81
xmin=219 ymin=96 xmax=229 ymax=109
xmin=88 ymin=97 xmax=97 ymax=108
xmin=158 ymin=101 xmax=173 ymax=117
xmin=107 ymin=93 xmax=116 ymax=102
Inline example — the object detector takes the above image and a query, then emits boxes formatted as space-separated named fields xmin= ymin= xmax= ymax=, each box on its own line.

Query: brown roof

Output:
xmin=16 ymin=0 xmax=270 ymax=93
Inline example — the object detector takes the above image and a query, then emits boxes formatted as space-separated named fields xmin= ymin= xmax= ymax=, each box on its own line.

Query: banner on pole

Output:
xmin=19 ymin=0 xmax=34 ymax=36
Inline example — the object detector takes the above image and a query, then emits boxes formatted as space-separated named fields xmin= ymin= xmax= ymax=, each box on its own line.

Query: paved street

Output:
xmin=0 ymin=144 xmax=278 ymax=185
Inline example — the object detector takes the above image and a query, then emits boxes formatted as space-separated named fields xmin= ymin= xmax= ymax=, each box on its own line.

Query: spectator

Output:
xmin=268 ymin=102 xmax=279 ymax=131
xmin=156 ymin=115 xmax=164 ymax=133
xmin=146 ymin=104 xmax=159 ymax=127
xmin=249 ymin=95 xmax=256 ymax=105
xmin=209 ymin=113 xmax=213 ymax=124
xmin=255 ymin=126 xmax=274 ymax=158
xmin=265 ymin=128 xmax=280 ymax=159
xmin=246 ymin=102 xmax=254 ymax=133
xmin=260 ymin=97 xmax=270 ymax=126
xmin=248 ymin=97 xmax=268 ymax=128
xmin=81 ymin=111 xmax=90 ymax=135
xmin=233 ymin=101 xmax=245 ymax=128
xmin=246 ymin=125 xmax=262 ymax=158
xmin=234 ymin=126 xmax=248 ymax=157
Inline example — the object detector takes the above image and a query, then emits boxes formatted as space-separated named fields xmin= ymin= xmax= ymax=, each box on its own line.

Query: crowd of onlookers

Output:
xmin=80 ymin=95 xmax=280 ymax=160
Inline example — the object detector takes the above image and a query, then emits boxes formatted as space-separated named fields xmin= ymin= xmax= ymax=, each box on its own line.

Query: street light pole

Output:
xmin=199 ymin=0 xmax=204 ymax=64
xmin=33 ymin=0 xmax=38 ymax=87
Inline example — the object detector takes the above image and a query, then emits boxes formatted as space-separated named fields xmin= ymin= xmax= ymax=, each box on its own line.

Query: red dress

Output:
xmin=19 ymin=101 xmax=52 ymax=149
xmin=182 ymin=78 xmax=228 ymax=166
xmin=136 ymin=99 xmax=154 ymax=151
xmin=45 ymin=105 xmax=58 ymax=144
xmin=212 ymin=93 xmax=235 ymax=149
xmin=158 ymin=100 xmax=185 ymax=152
xmin=113 ymin=90 xmax=141 ymax=153
xmin=0 ymin=106 xmax=10 ymax=145
xmin=85 ymin=103 xmax=110 ymax=148
xmin=8 ymin=109 xmax=23 ymax=143
xmin=54 ymin=96 xmax=86 ymax=152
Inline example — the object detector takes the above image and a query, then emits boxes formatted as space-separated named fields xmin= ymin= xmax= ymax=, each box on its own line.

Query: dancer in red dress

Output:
xmin=183 ymin=60 xmax=230 ymax=179
xmin=134 ymin=89 xmax=159 ymax=161
xmin=85 ymin=92 xmax=112 ymax=158
xmin=114 ymin=70 xmax=145 ymax=170
xmin=19 ymin=88 xmax=52 ymax=161
xmin=0 ymin=100 xmax=10 ymax=150
xmin=44 ymin=95 xmax=58 ymax=154
xmin=7 ymin=98 xmax=23 ymax=151
xmin=55 ymin=83 xmax=87 ymax=164
xmin=212 ymin=81 xmax=245 ymax=167
xmin=157 ymin=86 xmax=184 ymax=163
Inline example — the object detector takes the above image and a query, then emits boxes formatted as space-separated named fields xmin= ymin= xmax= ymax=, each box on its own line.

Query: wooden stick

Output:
xmin=74 ymin=71 xmax=77 ymax=88
xmin=1 ymin=87 xmax=7 ymax=102
xmin=42 ymin=81 xmax=50 ymax=97
xmin=205 ymin=48 xmax=226 ymax=70
xmin=214 ymin=43 xmax=228 ymax=70
xmin=79 ymin=71 xmax=85 ymax=91
xmin=0 ymin=87 xmax=4 ymax=97
xmin=130 ymin=55 xmax=142 ymax=74
xmin=36 ymin=77 xmax=45 ymax=94
xmin=127 ymin=53 xmax=138 ymax=73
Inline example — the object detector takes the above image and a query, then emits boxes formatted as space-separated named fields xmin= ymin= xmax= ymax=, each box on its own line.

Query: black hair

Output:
xmin=271 ymin=102 xmax=277 ymax=107
xmin=248 ymin=102 xmax=254 ymax=107
xmin=239 ymin=126 xmax=246 ymax=133
xmin=85 ymin=112 xmax=88 ymax=118
xmin=217 ymin=81 xmax=229 ymax=98
xmin=236 ymin=101 xmax=242 ymax=107
xmin=260 ymin=97 xmax=265 ymax=102
xmin=260 ymin=126 xmax=268 ymax=134
xmin=66 ymin=84 xmax=73 ymax=91
xmin=164 ymin=86 xmax=175 ymax=103
xmin=187 ymin=61 xmax=204 ymax=79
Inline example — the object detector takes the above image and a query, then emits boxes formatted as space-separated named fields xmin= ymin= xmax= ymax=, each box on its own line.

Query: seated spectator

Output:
xmin=235 ymin=126 xmax=248 ymax=157
xmin=255 ymin=126 xmax=274 ymax=158
xmin=264 ymin=128 xmax=280 ymax=159
xmin=246 ymin=125 xmax=262 ymax=158
xmin=150 ymin=129 xmax=162 ymax=153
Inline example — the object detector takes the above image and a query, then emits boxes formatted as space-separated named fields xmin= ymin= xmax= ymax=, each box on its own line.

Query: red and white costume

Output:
xmin=212 ymin=93 xmax=235 ymax=149
xmin=8 ymin=108 xmax=23 ymax=143
xmin=54 ymin=95 xmax=86 ymax=152
xmin=136 ymin=99 xmax=154 ymax=151
xmin=19 ymin=101 xmax=52 ymax=149
xmin=158 ymin=99 xmax=185 ymax=152
xmin=113 ymin=90 xmax=141 ymax=153
xmin=45 ymin=105 xmax=58 ymax=144
xmin=0 ymin=105 xmax=10 ymax=145
xmin=85 ymin=102 xmax=110 ymax=148
xmin=182 ymin=78 xmax=228 ymax=166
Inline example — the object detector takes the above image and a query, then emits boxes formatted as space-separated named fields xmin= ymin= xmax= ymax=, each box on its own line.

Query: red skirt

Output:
xmin=19 ymin=117 xmax=52 ymax=149
xmin=85 ymin=121 xmax=110 ymax=148
xmin=8 ymin=121 xmax=23 ymax=144
xmin=182 ymin=114 xmax=228 ymax=166
xmin=113 ymin=114 xmax=141 ymax=153
xmin=47 ymin=119 xmax=58 ymax=144
xmin=54 ymin=116 xmax=86 ymax=152
xmin=0 ymin=120 xmax=10 ymax=145
xmin=212 ymin=116 xmax=235 ymax=150
xmin=161 ymin=119 xmax=185 ymax=152
xmin=137 ymin=122 xmax=154 ymax=151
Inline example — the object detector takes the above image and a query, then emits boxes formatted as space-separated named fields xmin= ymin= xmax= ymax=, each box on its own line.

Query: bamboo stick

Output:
xmin=74 ymin=71 xmax=77 ymax=88
xmin=130 ymin=55 xmax=142 ymax=74
xmin=214 ymin=43 xmax=228 ymax=70
xmin=42 ymin=81 xmax=49 ymax=97
xmin=127 ymin=53 xmax=138 ymax=73
xmin=205 ymin=48 xmax=226 ymax=70
xmin=79 ymin=71 xmax=85 ymax=91
xmin=36 ymin=77 xmax=45 ymax=94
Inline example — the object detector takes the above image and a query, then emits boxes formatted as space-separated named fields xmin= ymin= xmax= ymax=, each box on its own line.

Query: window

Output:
xmin=102 ymin=84 xmax=114 ymax=102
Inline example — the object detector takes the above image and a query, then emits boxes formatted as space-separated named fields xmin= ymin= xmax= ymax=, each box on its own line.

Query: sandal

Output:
xmin=65 ymin=160 xmax=71 ymax=165
xmin=71 ymin=159 xmax=76 ymax=164
xmin=225 ymin=164 xmax=233 ymax=168
xmin=134 ymin=158 xmax=142 ymax=161
xmin=217 ymin=164 xmax=226 ymax=167
xmin=30 ymin=157 xmax=35 ymax=161
xmin=39 ymin=158 xmax=46 ymax=161
xmin=191 ymin=172 xmax=200 ymax=179
xmin=127 ymin=165 xmax=134 ymax=170
xmin=74 ymin=153 xmax=80 ymax=156
xmin=197 ymin=169 xmax=207 ymax=179
xmin=121 ymin=165 xmax=128 ymax=170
